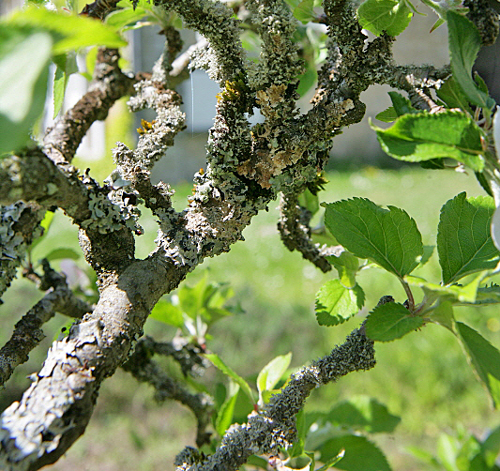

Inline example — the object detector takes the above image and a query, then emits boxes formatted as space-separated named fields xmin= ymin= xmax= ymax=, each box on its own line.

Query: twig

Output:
xmin=122 ymin=338 xmax=213 ymax=447
xmin=134 ymin=336 xmax=208 ymax=377
xmin=0 ymin=260 xmax=92 ymax=387
xmin=277 ymin=192 xmax=332 ymax=273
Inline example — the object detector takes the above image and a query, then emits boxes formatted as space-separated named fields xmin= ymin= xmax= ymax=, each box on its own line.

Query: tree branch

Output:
xmin=277 ymin=191 xmax=332 ymax=273
xmin=122 ymin=337 xmax=213 ymax=447
xmin=0 ymin=202 xmax=44 ymax=300
xmin=0 ymin=260 xmax=92 ymax=387
xmin=174 ymin=325 xmax=376 ymax=470
xmin=43 ymin=48 xmax=136 ymax=166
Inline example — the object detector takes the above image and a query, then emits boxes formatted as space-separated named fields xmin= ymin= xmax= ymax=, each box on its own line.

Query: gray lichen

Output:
xmin=0 ymin=202 xmax=42 ymax=301
xmin=154 ymin=0 xmax=245 ymax=83
xmin=80 ymin=182 xmax=142 ymax=235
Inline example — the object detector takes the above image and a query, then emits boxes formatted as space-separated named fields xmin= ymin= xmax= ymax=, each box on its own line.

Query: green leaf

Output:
xmin=84 ymin=46 xmax=99 ymax=80
xmin=297 ymin=62 xmax=317 ymax=97
xmin=52 ymin=52 xmax=78 ymax=118
xmin=326 ymin=249 xmax=359 ymax=288
xmin=437 ymin=193 xmax=499 ymax=285
xmin=365 ymin=301 xmax=423 ymax=342
xmin=53 ymin=63 xmax=67 ymax=119
xmin=246 ymin=455 xmax=269 ymax=469
xmin=178 ymin=275 xmax=208 ymax=319
xmin=293 ymin=0 xmax=315 ymax=24
xmin=298 ymin=188 xmax=319 ymax=216
xmin=257 ymin=352 xmax=292 ymax=405
xmin=0 ymin=28 xmax=51 ymax=154
xmin=475 ymin=285 xmax=500 ymax=305
xmin=30 ymin=210 xmax=55 ymax=252
xmin=149 ymin=300 xmax=184 ymax=328
xmin=418 ymin=245 xmax=435 ymax=267
xmin=482 ymin=425 xmax=500 ymax=467
xmin=318 ymin=434 xmax=391 ymax=471
xmin=437 ymin=433 xmax=460 ymax=471
xmin=215 ymin=382 xmax=240 ymax=436
xmin=419 ymin=159 xmax=446 ymax=170
xmin=493 ymin=107 xmax=500 ymax=168
xmin=324 ymin=198 xmax=423 ymax=278
xmin=436 ymin=76 xmax=473 ymax=114
xmin=325 ymin=396 xmax=401 ymax=434
xmin=288 ymin=410 xmax=306 ymax=458
xmin=375 ymin=106 xmax=398 ymax=123
xmin=429 ymin=300 xmax=454 ymax=332
xmin=475 ymin=171 xmax=493 ymax=198
xmin=388 ymin=91 xmax=417 ymax=117
xmin=456 ymin=322 xmax=500 ymax=408
xmin=406 ymin=446 xmax=441 ymax=469
xmin=315 ymin=450 xmax=346 ymax=471
xmin=44 ymin=247 xmax=80 ymax=261
xmin=447 ymin=10 xmax=495 ymax=110
xmin=205 ymin=353 xmax=255 ymax=405
xmin=315 ymin=280 xmax=365 ymax=326
xmin=357 ymin=0 xmax=413 ymax=36
xmin=6 ymin=6 xmax=127 ymax=55
xmin=406 ymin=273 xmax=484 ymax=304
xmin=372 ymin=111 xmax=485 ymax=171
xmin=105 ymin=6 xmax=149 ymax=29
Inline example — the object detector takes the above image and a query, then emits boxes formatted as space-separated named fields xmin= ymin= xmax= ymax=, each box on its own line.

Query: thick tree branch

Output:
xmin=0 ymin=1 xmax=451 ymax=469
xmin=43 ymin=48 xmax=136 ymax=166
xmin=175 ymin=325 xmax=376 ymax=471
xmin=154 ymin=0 xmax=245 ymax=83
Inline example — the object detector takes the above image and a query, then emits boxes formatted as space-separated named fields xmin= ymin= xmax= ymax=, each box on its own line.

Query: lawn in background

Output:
xmin=2 ymin=166 xmax=499 ymax=470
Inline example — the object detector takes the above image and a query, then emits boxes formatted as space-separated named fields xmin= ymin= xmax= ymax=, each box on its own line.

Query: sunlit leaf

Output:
xmin=357 ymin=0 xmax=413 ymax=36
xmin=447 ymin=10 xmax=495 ymax=110
xmin=326 ymin=249 xmax=359 ymax=288
xmin=150 ymin=299 xmax=184 ymax=328
xmin=324 ymin=198 xmax=423 ymax=278
xmin=437 ymin=193 xmax=499 ymax=285
xmin=215 ymin=382 xmax=240 ymax=436
xmin=456 ymin=322 xmax=500 ymax=408
xmin=0 ymin=29 xmax=51 ymax=154
xmin=372 ymin=111 xmax=485 ymax=171
xmin=6 ymin=6 xmax=127 ymax=55
xmin=315 ymin=279 xmax=365 ymax=326
xmin=205 ymin=353 xmax=255 ymax=404
xmin=257 ymin=352 xmax=292 ymax=402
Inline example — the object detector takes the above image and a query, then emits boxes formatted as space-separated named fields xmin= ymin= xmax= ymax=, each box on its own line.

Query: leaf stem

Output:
xmin=400 ymin=278 xmax=415 ymax=312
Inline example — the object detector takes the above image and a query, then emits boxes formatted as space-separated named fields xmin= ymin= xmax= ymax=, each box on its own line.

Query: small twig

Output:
xmin=135 ymin=336 xmax=208 ymax=377
xmin=400 ymin=279 xmax=415 ymax=312
xmin=277 ymin=192 xmax=332 ymax=273
xmin=0 ymin=260 xmax=92 ymax=387
xmin=122 ymin=339 xmax=213 ymax=447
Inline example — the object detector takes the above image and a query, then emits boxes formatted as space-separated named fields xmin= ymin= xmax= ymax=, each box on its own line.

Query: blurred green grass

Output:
xmin=2 ymin=166 xmax=500 ymax=470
